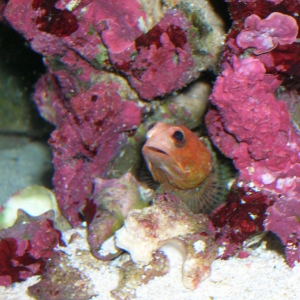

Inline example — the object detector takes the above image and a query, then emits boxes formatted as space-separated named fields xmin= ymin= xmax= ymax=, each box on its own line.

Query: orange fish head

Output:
xmin=142 ymin=122 xmax=213 ymax=190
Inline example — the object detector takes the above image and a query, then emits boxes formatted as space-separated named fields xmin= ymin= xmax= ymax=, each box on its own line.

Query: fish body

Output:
xmin=142 ymin=122 xmax=233 ymax=214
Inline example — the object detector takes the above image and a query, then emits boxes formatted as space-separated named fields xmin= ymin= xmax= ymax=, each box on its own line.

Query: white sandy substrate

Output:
xmin=2 ymin=228 xmax=300 ymax=300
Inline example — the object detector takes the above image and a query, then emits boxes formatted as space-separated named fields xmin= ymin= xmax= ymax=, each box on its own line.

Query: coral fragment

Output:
xmin=116 ymin=194 xmax=218 ymax=289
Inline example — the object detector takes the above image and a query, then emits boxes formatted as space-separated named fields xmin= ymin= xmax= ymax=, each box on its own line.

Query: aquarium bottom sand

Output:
xmin=1 ymin=228 xmax=300 ymax=300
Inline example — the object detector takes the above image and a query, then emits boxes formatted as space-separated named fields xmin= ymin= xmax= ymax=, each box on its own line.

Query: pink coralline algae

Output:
xmin=112 ymin=10 xmax=195 ymax=100
xmin=265 ymin=198 xmax=300 ymax=266
xmin=225 ymin=0 xmax=300 ymax=84
xmin=207 ymin=55 xmax=300 ymax=265
xmin=206 ymin=55 xmax=291 ymax=174
xmin=0 ymin=210 xmax=62 ymax=287
xmin=206 ymin=0 xmax=300 ymax=266
xmin=48 ymin=81 xmax=141 ymax=226
xmin=237 ymin=13 xmax=298 ymax=54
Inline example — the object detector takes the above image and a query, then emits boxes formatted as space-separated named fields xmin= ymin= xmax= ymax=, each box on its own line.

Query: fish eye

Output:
xmin=172 ymin=130 xmax=185 ymax=142
xmin=147 ymin=123 xmax=156 ymax=131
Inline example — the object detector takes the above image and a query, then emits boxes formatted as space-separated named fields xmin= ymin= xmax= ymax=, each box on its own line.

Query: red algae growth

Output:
xmin=32 ymin=0 xmax=79 ymax=37
xmin=0 ymin=211 xmax=62 ymax=287
xmin=210 ymin=184 xmax=275 ymax=258
xmin=206 ymin=0 xmax=300 ymax=266
xmin=48 ymin=82 xmax=141 ymax=226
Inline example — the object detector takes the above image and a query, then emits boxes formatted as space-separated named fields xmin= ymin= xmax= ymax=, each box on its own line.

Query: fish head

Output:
xmin=142 ymin=122 xmax=213 ymax=190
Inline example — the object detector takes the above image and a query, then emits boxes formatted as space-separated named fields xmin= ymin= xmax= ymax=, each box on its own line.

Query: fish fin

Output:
xmin=138 ymin=161 xmax=160 ymax=191
xmin=174 ymin=139 xmax=236 ymax=214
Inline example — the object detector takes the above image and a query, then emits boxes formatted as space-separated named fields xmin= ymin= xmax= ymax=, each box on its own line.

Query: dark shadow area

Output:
xmin=264 ymin=231 xmax=285 ymax=256
xmin=0 ymin=21 xmax=54 ymax=139
xmin=209 ymin=0 xmax=232 ymax=32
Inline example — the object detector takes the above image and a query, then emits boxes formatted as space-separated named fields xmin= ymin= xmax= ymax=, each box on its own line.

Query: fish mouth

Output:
xmin=146 ymin=147 xmax=168 ymax=156
xmin=143 ymin=146 xmax=178 ymax=168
